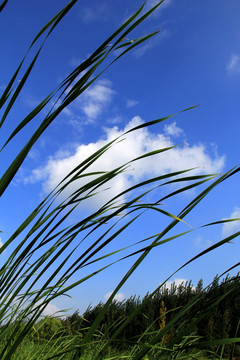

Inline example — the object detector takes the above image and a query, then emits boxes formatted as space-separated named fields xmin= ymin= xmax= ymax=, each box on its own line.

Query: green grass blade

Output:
xmin=0 ymin=0 xmax=7 ymax=12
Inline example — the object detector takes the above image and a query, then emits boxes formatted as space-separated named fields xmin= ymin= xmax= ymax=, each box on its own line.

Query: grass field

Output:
xmin=3 ymin=332 xmax=229 ymax=360
xmin=9 ymin=340 xmax=221 ymax=360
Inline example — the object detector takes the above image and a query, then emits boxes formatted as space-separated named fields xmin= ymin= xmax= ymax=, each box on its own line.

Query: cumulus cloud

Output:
xmin=226 ymin=54 xmax=240 ymax=74
xmin=33 ymin=301 xmax=62 ymax=316
xmin=164 ymin=121 xmax=183 ymax=137
xmin=25 ymin=116 xmax=225 ymax=211
xmin=42 ymin=303 xmax=61 ymax=316
xmin=76 ymin=79 xmax=115 ymax=122
xmin=165 ymin=278 xmax=190 ymax=290
xmin=104 ymin=291 xmax=125 ymax=302
xmin=222 ymin=207 xmax=240 ymax=238
xmin=23 ymin=78 xmax=115 ymax=129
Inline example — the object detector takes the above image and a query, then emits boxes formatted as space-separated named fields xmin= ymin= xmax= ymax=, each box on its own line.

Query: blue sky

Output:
xmin=1 ymin=0 xmax=240 ymax=315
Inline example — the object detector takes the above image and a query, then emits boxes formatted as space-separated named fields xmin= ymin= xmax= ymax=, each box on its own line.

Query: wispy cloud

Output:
xmin=25 ymin=116 xmax=225 ymax=212
xmin=61 ymin=78 xmax=116 ymax=125
xmin=134 ymin=29 xmax=169 ymax=58
xmin=126 ymin=99 xmax=139 ymax=108
xmin=69 ymin=57 xmax=82 ymax=68
xmin=164 ymin=121 xmax=183 ymax=137
xmin=193 ymin=235 xmax=212 ymax=250
xmin=132 ymin=0 xmax=172 ymax=58
xmin=75 ymin=79 xmax=115 ymax=123
xmin=23 ymin=93 xmax=41 ymax=108
xmin=81 ymin=2 xmax=111 ymax=23
xmin=226 ymin=54 xmax=240 ymax=74
xmin=145 ymin=0 xmax=173 ymax=14
xmin=222 ymin=207 xmax=240 ymax=239
xmin=107 ymin=115 xmax=123 ymax=124
xmin=104 ymin=291 xmax=125 ymax=302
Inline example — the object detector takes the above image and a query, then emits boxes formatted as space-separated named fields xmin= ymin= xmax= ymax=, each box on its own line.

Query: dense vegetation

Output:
xmin=11 ymin=274 xmax=238 ymax=359
xmin=60 ymin=274 xmax=240 ymax=358
xmin=80 ymin=276 xmax=239 ymax=346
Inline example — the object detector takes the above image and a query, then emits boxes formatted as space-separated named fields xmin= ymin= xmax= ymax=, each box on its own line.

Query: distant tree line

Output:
xmin=31 ymin=274 xmax=240 ymax=357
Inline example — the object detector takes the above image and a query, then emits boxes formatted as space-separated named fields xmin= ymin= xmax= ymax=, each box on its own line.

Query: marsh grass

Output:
xmin=0 ymin=332 xmax=225 ymax=360
xmin=0 ymin=0 xmax=240 ymax=359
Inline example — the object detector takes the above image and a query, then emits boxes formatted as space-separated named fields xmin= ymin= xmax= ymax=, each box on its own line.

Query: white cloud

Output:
xmin=126 ymin=99 xmax=139 ymax=108
xmin=0 ymin=238 xmax=3 ymax=247
xmin=226 ymin=54 xmax=240 ymax=74
xmin=222 ymin=207 xmax=240 ymax=238
xmin=104 ymin=291 xmax=125 ymax=302
xmin=26 ymin=116 xmax=225 ymax=212
xmin=164 ymin=121 xmax=183 ymax=137
xmin=52 ymin=78 xmax=115 ymax=126
xmin=165 ymin=278 xmax=189 ymax=290
xmin=42 ymin=303 xmax=61 ymax=317
xmin=77 ymin=79 xmax=115 ymax=122
xmin=33 ymin=301 xmax=63 ymax=317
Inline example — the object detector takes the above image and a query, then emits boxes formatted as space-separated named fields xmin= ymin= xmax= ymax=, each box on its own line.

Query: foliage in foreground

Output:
xmin=1 ymin=275 xmax=239 ymax=359
xmin=0 ymin=0 xmax=240 ymax=359
xmin=76 ymin=274 xmax=240 ymax=357
xmin=24 ymin=274 xmax=239 ymax=359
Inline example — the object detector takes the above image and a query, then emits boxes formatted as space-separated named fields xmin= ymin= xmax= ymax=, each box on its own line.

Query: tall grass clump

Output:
xmin=0 ymin=0 xmax=240 ymax=359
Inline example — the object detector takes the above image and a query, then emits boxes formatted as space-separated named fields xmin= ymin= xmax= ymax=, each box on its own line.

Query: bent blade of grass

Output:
xmin=0 ymin=187 xmax=153 ymax=319
xmin=129 ymin=172 xmax=240 ymax=359
xmin=0 ymin=0 xmax=8 ymax=12
xmin=0 ymin=0 xmax=79 ymax=126
xmin=0 ymin=151 xmax=230 ymax=360
xmin=0 ymin=136 xmax=219 ymax=358
xmin=125 ymin=104 xmax=200 ymax=134
xmin=0 ymin=5 xmax=161 ymax=197
xmin=167 ymin=281 xmax=240 ymax=355
xmin=92 ymin=168 xmax=239 ymax=359
xmin=0 ymin=1 xmax=154 ymax=147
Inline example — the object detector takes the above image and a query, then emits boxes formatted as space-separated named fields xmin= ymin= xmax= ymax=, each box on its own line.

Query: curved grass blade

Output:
xmin=0 ymin=0 xmax=8 ymax=12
